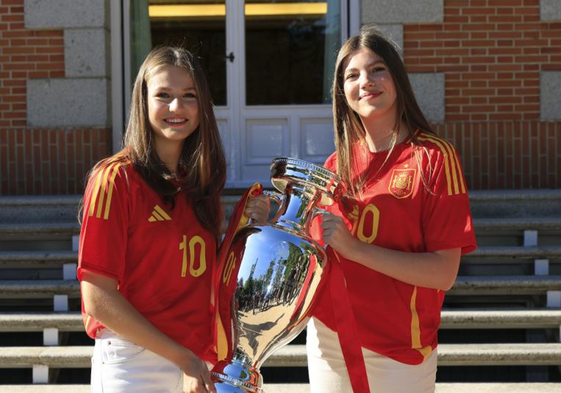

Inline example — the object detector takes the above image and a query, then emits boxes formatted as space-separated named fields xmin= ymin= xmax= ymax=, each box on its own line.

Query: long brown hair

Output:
xmin=91 ymin=46 xmax=226 ymax=239
xmin=332 ymin=25 xmax=435 ymax=196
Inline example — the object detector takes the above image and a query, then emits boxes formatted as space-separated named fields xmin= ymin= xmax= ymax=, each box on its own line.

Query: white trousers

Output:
xmin=306 ymin=318 xmax=437 ymax=393
xmin=91 ymin=330 xmax=183 ymax=393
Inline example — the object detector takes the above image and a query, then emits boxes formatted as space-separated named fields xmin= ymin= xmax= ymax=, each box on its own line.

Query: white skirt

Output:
xmin=306 ymin=317 xmax=437 ymax=393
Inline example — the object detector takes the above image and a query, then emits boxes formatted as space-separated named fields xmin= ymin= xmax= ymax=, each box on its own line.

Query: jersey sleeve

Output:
xmin=77 ymin=162 xmax=130 ymax=283
xmin=421 ymin=143 xmax=477 ymax=255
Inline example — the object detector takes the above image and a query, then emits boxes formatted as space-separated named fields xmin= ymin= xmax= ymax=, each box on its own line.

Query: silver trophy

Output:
xmin=212 ymin=157 xmax=343 ymax=392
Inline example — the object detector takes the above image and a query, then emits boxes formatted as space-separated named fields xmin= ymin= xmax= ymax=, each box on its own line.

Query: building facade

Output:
xmin=1 ymin=0 xmax=560 ymax=195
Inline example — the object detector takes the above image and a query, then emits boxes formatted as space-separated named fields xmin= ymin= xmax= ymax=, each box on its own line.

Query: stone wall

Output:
xmin=364 ymin=0 xmax=561 ymax=189
xmin=0 ymin=0 xmax=111 ymax=195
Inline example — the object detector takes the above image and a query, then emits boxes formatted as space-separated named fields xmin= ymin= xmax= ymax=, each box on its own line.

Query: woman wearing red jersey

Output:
xmin=306 ymin=25 xmax=477 ymax=392
xmin=78 ymin=47 xmax=266 ymax=393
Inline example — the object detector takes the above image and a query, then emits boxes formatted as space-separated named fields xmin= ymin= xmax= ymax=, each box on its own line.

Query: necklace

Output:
xmin=367 ymin=130 xmax=398 ymax=153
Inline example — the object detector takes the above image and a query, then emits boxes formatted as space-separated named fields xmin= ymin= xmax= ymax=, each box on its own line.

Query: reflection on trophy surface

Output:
xmin=212 ymin=157 xmax=343 ymax=392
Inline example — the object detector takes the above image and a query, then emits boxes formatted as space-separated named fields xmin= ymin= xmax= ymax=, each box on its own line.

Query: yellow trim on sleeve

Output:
xmin=95 ymin=164 xmax=113 ymax=218
xmin=418 ymin=135 xmax=452 ymax=195
xmin=103 ymin=163 xmax=123 ymax=220
xmin=450 ymin=146 xmax=467 ymax=194
xmin=87 ymin=162 xmax=123 ymax=220
xmin=88 ymin=169 xmax=103 ymax=217
xmin=418 ymin=134 xmax=466 ymax=196
xmin=440 ymin=139 xmax=460 ymax=195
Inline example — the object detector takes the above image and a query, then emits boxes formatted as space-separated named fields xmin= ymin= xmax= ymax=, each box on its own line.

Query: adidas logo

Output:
xmin=148 ymin=205 xmax=172 ymax=222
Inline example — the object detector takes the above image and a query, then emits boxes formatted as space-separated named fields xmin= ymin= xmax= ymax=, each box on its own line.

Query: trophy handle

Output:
xmin=312 ymin=208 xmax=330 ymax=221
xmin=308 ymin=208 xmax=331 ymax=245
xmin=246 ymin=190 xmax=283 ymax=225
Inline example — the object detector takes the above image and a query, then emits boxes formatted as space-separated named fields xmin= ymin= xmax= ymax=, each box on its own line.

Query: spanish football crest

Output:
xmin=388 ymin=168 xmax=416 ymax=199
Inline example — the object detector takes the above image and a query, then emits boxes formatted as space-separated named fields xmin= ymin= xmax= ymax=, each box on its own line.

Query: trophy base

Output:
xmin=211 ymin=358 xmax=263 ymax=393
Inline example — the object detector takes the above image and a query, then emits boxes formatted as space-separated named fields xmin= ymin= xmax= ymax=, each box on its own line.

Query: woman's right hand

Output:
xmin=321 ymin=211 xmax=360 ymax=259
xmin=244 ymin=194 xmax=271 ymax=224
xmin=181 ymin=351 xmax=216 ymax=393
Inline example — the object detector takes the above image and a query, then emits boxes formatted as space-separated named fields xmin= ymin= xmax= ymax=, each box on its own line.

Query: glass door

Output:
xmin=237 ymin=0 xmax=341 ymax=185
xmin=244 ymin=0 xmax=340 ymax=105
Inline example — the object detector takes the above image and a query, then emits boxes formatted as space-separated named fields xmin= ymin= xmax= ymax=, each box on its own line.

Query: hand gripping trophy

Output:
xmin=212 ymin=157 xmax=343 ymax=392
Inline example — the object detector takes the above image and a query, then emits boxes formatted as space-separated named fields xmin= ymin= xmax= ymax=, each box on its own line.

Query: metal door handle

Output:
xmin=225 ymin=52 xmax=235 ymax=63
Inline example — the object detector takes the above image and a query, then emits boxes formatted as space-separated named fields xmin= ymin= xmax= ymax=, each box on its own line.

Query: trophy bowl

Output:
xmin=211 ymin=157 xmax=342 ymax=392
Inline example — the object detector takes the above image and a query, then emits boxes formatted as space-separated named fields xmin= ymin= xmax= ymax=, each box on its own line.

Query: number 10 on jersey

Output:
xmin=179 ymin=235 xmax=207 ymax=278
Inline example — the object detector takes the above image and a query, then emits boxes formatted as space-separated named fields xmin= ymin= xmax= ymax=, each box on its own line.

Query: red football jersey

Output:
xmin=78 ymin=160 xmax=217 ymax=362
xmin=311 ymin=132 xmax=477 ymax=365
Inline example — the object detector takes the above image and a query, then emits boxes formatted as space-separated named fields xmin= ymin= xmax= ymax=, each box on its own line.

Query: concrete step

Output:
xmin=435 ymin=384 xmax=561 ymax=393
xmin=437 ymin=343 xmax=561 ymax=366
xmin=439 ymin=308 xmax=561 ymax=329
xmin=0 ymin=195 xmax=238 ymax=226
xmin=2 ymin=247 xmax=561 ymax=284
xmin=468 ymin=189 xmax=561 ymax=218
xmin=259 ymin=343 xmax=561 ymax=367
xmin=0 ymin=223 xmax=80 ymax=237
xmin=0 ymin=346 xmax=91 ymax=368
xmin=449 ymin=275 xmax=561 ymax=295
xmin=1 ymin=191 xmax=560 ymax=230
xmin=0 ymin=191 xmax=557 ymax=247
xmin=0 ymin=384 xmax=561 ymax=393
xmin=473 ymin=217 xmax=561 ymax=233
xmin=2 ymin=218 xmax=560 ymax=237
xmin=2 ymin=276 xmax=559 ymax=299
xmin=0 ymin=196 xmax=81 ymax=224
xmin=1 ymin=308 xmax=560 ymax=333
xmin=1 ymin=248 xmax=560 ymax=276
xmin=0 ymin=251 xmax=77 ymax=266
xmin=468 ymin=245 xmax=561 ymax=259
xmin=0 ymin=217 xmax=559 ymax=255
xmin=2 ymin=343 xmax=561 ymax=369
xmin=1 ymin=246 xmax=559 ymax=267
xmin=3 ymin=189 xmax=560 ymax=221
xmin=0 ymin=312 xmax=83 ymax=332
xmin=0 ymin=251 xmax=77 ymax=280
xmin=0 ymin=224 xmax=78 ymax=252
xmin=0 ymin=280 xmax=80 ymax=299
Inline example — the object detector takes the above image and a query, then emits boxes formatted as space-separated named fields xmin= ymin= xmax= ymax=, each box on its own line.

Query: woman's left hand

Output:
xmin=244 ymin=194 xmax=270 ymax=225
xmin=321 ymin=212 xmax=358 ymax=259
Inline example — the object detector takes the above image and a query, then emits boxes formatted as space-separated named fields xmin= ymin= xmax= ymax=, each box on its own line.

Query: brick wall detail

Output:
xmin=402 ymin=0 xmax=561 ymax=189
xmin=0 ymin=0 xmax=64 ymax=128
xmin=403 ymin=0 xmax=561 ymax=122
xmin=0 ymin=0 xmax=111 ymax=195
xmin=0 ymin=128 xmax=111 ymax=194
xmin=437 ymin=121 xmax=560 ymax=189
xmin=1 ymin=0 xmax=560 ymax=193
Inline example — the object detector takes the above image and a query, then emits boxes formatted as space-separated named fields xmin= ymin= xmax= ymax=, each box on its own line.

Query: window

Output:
xmin=129 ymin=0 xmax=341 ymax=106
